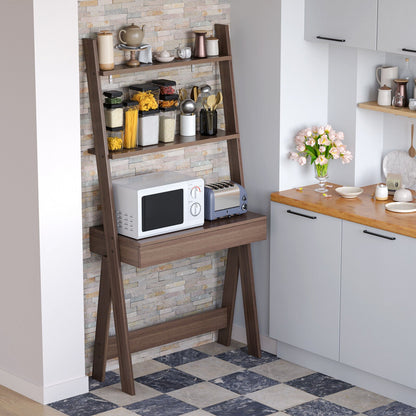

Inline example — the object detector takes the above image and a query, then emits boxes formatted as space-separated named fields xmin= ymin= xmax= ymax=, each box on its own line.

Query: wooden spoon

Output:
xmin=206 ymin=94 xmax=216 ymax=111
xmin=409 ymin=124 xmax=416 ymax=158
xmin=214 ymin=91 xmax=223 ymax=110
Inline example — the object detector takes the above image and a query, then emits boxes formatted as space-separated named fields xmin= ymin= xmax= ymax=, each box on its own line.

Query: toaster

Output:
xmin=204 ymin=181 xmax=248 ymax=220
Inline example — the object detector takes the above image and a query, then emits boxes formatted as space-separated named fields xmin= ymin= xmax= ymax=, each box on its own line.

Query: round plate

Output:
xmin=155 ymin=56 xmax=175 ymax=63
xmin=385 ymin=202 xmax=416 ymax=213
xmin=382 ymin=150 xmax=416 ymax=188
xmin=335 ymin=186 xmax=364 ymax=198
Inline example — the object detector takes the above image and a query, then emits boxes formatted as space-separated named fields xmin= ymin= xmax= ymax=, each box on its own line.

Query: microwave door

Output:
xmin=141 ymin=189 xmax=184 ymax=232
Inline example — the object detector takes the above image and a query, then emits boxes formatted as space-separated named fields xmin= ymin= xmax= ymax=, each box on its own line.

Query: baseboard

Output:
xmin=231 ymin=324 xmax=277 ymax=355
xmin=0 ymin=367 xmax=88 ymax=404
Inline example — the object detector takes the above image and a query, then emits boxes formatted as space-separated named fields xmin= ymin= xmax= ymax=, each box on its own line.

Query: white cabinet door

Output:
xmin=340 ymin=221 xmax=416 ymax=388
xmin=304 ymin=0 xmax=378 ymax=50
xmin=270 ymin=203 xmax=342 ymax=361
xmin=378 ymin=0 xmax=416 ymax=55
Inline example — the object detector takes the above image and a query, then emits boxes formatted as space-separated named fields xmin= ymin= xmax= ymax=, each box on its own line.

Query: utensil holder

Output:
xmin=200 ymin=109 xmax=217 ymax=136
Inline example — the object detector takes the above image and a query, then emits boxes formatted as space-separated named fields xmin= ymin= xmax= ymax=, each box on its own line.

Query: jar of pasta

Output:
xmin=129 ymin=83 xmax=160 ymax=111
xmin=107 ymin=129 xmax=123 ymax=152
xmin=159 ymin=108 xmax=177 ymax=143
xmin=123 ymin=100 xmax=139 ymax=149
xmin=159 ymin=93 xmax=179 ymax=109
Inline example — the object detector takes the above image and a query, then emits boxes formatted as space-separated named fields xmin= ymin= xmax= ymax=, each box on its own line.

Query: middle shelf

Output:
xmin=90 ymin=211 xmax=267 ymax=268
xmin=88 ymin=130 xmax=239 ymax=159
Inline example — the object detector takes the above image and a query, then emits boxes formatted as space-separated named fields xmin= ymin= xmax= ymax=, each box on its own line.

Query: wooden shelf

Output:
xmin=358 ymin=101 xmax=416 ymax=118
xmin=88 ymin=130 xmax=239 ymax=159
xmin=100 ymin=55 xmax=232 ymax=76
xmin=90 ymin=212 xmax=267 ymax=268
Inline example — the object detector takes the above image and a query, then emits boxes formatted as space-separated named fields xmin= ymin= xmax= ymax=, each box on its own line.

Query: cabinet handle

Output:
xmin=363 ymin=230 xmax=396 ymax=241
xmin=402 ymin=48 xmax=416 ymax=53
xmin=316 ymin=36 xmax=346 ymax=43
xmin=287 ymin=209 xmax=317 ymax=220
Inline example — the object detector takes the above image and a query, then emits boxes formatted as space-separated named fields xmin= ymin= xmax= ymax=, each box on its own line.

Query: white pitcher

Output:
xmin=376 ymin=66 xmax=399 ymax=88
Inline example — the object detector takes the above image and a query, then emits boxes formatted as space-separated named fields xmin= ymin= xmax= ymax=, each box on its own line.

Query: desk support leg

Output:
xmin=239 ymin=244 xmax=261 ymax=357
xmin=218 ymin=247 xmax=239 ymax=346
xmin=92 ymin=257 xmax=111 ymax=382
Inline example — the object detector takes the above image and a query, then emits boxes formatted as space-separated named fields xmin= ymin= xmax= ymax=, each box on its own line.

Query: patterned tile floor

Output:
xmin=49 ymin=341 xmax=416 ymax=416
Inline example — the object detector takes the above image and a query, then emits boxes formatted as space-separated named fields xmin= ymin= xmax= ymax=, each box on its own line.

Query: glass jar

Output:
xmin=159 ymin=93 xmax=179 ymax=109
xmin=151 ymin=79 xmax=177 ymax=95
xmin=103 ymin=89 xmax=123 ymax=104
xmin=138 ymin=109 xmax=160 ymax=146
xmin=129 ymin=83 xmax=160 ymax=111
xmin=107 ymin=129 xmax=123 ymax=152
xmin=159 ymin=108 xmax=177 ymax=143
xmin=123 ymin=100 xmax=139 ymax=149
xmin=200 ymin=109 xmax=217 ymax=136
xmin=104 ymin=103 xmax=123 ymax=130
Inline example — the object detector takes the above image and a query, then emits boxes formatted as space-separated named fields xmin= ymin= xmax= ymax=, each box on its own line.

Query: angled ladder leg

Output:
xmin=218 ymin=247 xmax=240 ymax=346
xmin=239 ymin=244 xmax=261 ymax=357
xmin=92 ymin=257 xmax=112 ymax=382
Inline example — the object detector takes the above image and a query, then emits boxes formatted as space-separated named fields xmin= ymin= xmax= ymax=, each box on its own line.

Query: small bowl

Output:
xmin=335 ymin=186 xmax=364 ymax=199
xmin=155 ymin=55 xmax=175 ymax=63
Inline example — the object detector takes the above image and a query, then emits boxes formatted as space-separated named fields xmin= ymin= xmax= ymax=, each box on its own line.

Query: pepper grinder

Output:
xmin=193 ymin=30 xmax=207 ymax=58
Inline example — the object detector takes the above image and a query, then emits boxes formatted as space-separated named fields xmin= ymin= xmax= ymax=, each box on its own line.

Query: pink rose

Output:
xmin=298 ymin=156 xmax=307 ymax=166
xmin=289 ymin=152 xmax=299 ymax=160
xmin=297 ymin=143 xmax=306 ymax=152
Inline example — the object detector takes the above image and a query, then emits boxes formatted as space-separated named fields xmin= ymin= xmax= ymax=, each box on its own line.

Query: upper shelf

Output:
xmin=88 ymin=130 xmax=239 ymax=159
xmin=100 ymin=55 xmax=232 ymax=76
xmin=358 ymin=101 xmax=416 ymax=119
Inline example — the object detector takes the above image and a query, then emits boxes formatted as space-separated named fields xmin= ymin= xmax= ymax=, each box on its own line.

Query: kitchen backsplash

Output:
xmin=79 ymin=0 xmax=231 ymax=373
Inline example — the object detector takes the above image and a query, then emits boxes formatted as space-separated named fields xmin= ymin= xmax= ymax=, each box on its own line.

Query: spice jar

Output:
xmin=104 ymin=90 xmax=123 ymax=104
xmin=107 ymin=130 xmax=123 ymax=152
xmin=159 ymin=93 xmax=179 ymax=109
xmin=138 ymin=109 xmax=160 ymax=146
xmin=123 ymin=100 xmax=139 ymax=149
xmin=129 ymin=83 xmax=160 ymax=111
xmin=151 ymin=79 xmax=177 ymax=95
xmin=159 ymin=108 xmax=177 ymax=142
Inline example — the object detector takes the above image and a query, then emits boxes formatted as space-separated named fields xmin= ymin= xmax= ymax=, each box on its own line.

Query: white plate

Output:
xmin=335 ymin=186 xmax=364 ymax=198
xmin=385 ymin=202 xmax=416 ymax=213
xmin=382 ymin=150 xmax=416 ymax=188
xmin=155 ymin=56 xmax=175 ymax=63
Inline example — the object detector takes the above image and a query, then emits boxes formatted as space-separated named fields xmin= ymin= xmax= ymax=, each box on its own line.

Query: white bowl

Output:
xmin=335 ymin=186 xmax=364 ymax=199
xmin=155 ymin=55 xmax=175 ymax=63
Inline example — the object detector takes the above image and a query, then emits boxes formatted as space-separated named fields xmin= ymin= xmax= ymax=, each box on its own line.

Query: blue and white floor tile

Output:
xmin=48 ymin=343 xmax=416 ymax=416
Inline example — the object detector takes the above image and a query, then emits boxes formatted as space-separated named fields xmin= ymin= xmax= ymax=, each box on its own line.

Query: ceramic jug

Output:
xmin=118 ymin=24 xmax=145 ymax=47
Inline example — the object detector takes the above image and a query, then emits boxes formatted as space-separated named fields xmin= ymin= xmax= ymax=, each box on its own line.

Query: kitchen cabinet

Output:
xmin=269 ymin=202 xmax=342 ymax=361
xmin=83 ymin=24 xmax=266 ymax=395
xmin=340 ymin=221 xmax=416 ymax=388
xmin=378 ymin=0 xmax=416 ymax=56
xmin=304 ymin=0 xmax=378 ymax=50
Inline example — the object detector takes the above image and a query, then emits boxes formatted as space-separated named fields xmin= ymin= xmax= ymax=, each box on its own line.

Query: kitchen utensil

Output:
xmin=376 ymin=66 xmax=398 ymax=88
xmin=393 ymin=186 xmax=413 ymax=202
xmin=409 ymin=124 xmax=416 ymax=157
xmin=191 ymin=86 xmax=199 ymax=102
xmin=180 ymin=99 xmax=196 ymax=114
xmin=118 ymin=23 xmax=145 ymax=47
xmin=392 ymin=79 xmax=409 ymax=107
xmin=179 ymin=88 xmax=187 ymax=101
xmin=214 ymin=91 xmax=223 ymax=110
xmin=206 ymin=94 xmax=216 ymax=111
xmin=193 ymin=30 xmax=207 ymax=58
xmin=385 ymin=202 xmax=416 ymax=213
xmin=383 ymin=150 xmax=416 ymax=188
xmin=377 ymin=85 xmax=392 ymax=106
xmin=97 ymin=30 xmax=114 ymax=71
xmin=335 ymin=186 xmax=364 ymax=199
xmin=375 ymin=183 xmax=388 ymax=201
xmin=200 ymin=84 xmax=211 ymax=94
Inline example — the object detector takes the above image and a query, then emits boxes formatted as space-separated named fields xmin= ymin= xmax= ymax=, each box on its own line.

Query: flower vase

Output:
xmin=314 ymin=163 xmax=329 ymax=193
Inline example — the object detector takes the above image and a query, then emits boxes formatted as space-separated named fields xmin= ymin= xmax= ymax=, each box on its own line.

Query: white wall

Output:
xmin=0 ymin=0 xmax=87 ymax=404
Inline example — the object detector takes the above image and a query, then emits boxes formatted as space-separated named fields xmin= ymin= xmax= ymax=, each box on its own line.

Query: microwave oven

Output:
xmin=112 ymin=172 xmax=204 ymax=239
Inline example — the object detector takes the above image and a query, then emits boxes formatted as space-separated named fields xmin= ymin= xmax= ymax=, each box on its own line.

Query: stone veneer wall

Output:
xmin=78 ymin=0 xmax=231 ymax=373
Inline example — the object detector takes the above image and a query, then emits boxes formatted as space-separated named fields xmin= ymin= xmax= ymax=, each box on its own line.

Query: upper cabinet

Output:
xmin=378 ymin=0 xmax=416 ymax=56
xmin=304 ymin=0 xmax=378 ymax=50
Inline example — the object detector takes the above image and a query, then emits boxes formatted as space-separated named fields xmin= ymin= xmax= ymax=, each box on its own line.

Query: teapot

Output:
xmin=118 ymin=24 xmax=145 ymax=47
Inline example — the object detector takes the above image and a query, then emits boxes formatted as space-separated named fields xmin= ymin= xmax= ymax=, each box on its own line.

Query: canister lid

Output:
xmin=151 ymin=79 xmax=177 ymax=86
xmin=104 ymin=103 xmax=123 ymax=109
xmin=103 ymin=90 xmax=123 ymax=98
xmin=160 ymin=106 xmax=178 ymax=112
xmin=379 ymin=84 xmax=391 ymax=90
xmin=160 ymin=93 xmax=179 ymax=100
xmin=106 ymin=126 xmax=123 ymax=132
xmin=139 ymin=109 xmax=160 ymax=116
xmin=123 ymin=100 xmax=139 ymax=107
xmin=129 ymin=82 xmax=159 ymax=92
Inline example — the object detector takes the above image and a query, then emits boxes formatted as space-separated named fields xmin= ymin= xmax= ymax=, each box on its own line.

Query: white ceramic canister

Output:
xmin=206 ymin=37 xmax=219 ymax=56
xmin=180 ymin=114 xmax=196 ymax=136
xmin=375 ymin=183 xmax=388 ymax=200
xmin=97 ymin=30 xmax=114 ymax=71
xmin=377 ymin=85 xmax=392 ymax=106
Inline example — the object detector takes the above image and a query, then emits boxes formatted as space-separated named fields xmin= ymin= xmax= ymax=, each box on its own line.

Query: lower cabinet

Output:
xmin=270 ymin=203 xmax=342 ymax=361
xmin=270 ymin=202 xmax=416 ymax=388
xmin=340 ymin=221 xmax=416 ymax=388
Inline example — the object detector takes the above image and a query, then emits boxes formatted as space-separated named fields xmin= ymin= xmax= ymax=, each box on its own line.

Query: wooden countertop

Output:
xmin=271 ymin=184 xmax=416 ymax=239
